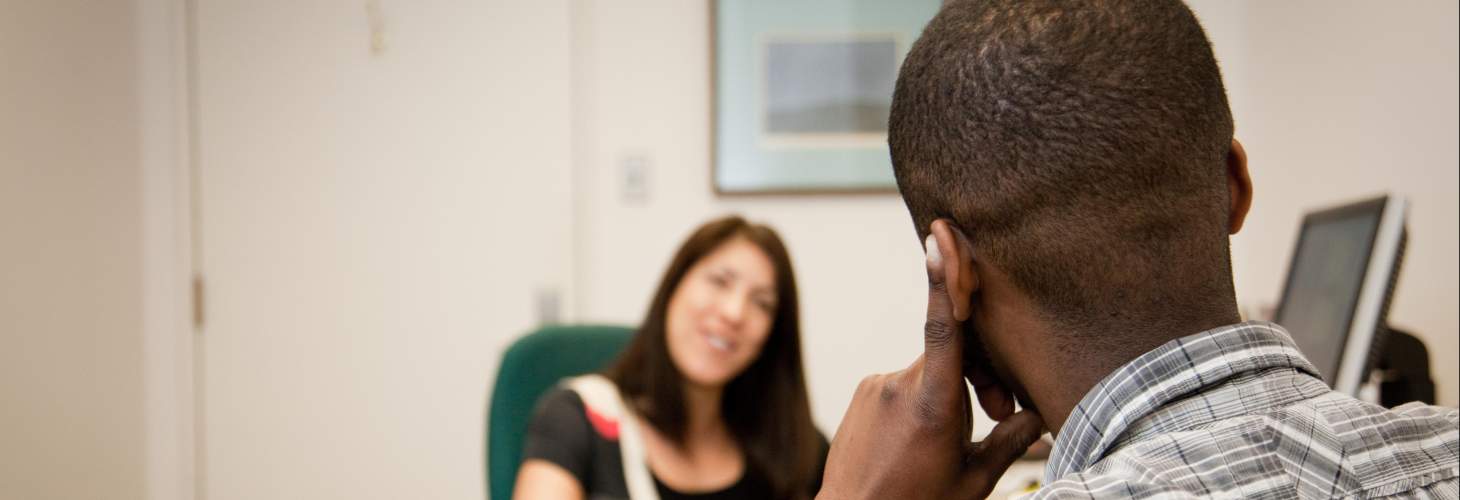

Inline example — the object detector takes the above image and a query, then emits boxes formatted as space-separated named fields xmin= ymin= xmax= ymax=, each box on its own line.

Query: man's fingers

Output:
xmin=964 ymin=334 xmax=1015 ymax=421
xmin=973 ymin=374 xmax=1015 ymax=422
xmin=965 ymin=410 xmax=1045 ymax=489
xmin=923 ymin=220 xmax=966 ymax=393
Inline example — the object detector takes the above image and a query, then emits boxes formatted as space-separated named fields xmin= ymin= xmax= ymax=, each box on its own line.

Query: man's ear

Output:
xmin=930 ymin=219 xmax=979 ymax=321
xmin=1227 ymin=138 xmax=1254 ymax=234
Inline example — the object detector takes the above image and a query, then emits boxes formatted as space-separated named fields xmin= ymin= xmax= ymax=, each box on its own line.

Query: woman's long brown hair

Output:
xmin=604 ymin=215 xmax=822 ymax=499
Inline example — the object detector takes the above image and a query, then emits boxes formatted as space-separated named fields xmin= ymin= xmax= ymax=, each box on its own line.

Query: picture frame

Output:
xmin=711 ymin=0 xmax=942 ymax=195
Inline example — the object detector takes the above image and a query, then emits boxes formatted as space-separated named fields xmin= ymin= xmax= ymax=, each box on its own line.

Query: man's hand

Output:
xmin=817 ymin=220 xmax=1044 ymax=500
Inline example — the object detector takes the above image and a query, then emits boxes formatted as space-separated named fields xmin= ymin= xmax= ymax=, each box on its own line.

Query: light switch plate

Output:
xmin=621 ymin=153 xmax=650 ymax=204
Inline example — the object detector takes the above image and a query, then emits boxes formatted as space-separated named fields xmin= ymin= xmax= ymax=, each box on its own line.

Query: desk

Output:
xmin=991 ymin=460 xmax=1047 ymax=499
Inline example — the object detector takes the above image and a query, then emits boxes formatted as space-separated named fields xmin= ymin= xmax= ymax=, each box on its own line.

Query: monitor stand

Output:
xmin=1371 ymin=325 xmax=1436 ymax=408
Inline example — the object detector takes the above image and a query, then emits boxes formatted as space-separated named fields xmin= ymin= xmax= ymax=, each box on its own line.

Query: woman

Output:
xmin=514 ymin=216 xmax=827 ymax=500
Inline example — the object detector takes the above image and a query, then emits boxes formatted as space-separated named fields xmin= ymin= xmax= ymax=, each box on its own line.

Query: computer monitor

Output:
xmin=1273 ymin=195 xmax=1407 ymax=396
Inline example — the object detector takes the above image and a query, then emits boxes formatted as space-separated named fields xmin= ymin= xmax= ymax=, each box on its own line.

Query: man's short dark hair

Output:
xmin=891 ymin=0 xmax=1237 ymax=341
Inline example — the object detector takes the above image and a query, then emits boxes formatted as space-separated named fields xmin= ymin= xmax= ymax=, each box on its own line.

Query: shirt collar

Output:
xmin=1043 ymin=321 xmax=1321 ymax=483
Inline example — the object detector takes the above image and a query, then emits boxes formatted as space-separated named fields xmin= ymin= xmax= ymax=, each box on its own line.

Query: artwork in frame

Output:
xmin=712 ymin=0 xmax=943 ymax=194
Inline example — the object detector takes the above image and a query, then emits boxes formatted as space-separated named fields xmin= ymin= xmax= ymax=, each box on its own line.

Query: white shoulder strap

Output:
xmin=564 ymin=374 xmax=659 ymax=500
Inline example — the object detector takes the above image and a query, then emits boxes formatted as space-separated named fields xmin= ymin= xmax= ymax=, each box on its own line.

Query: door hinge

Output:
xmin=192 ymin=275 xmax=205 ymax=330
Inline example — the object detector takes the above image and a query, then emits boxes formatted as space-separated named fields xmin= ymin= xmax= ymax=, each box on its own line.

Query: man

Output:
xmin=819 ymin=0 xmax=1459 ymax=498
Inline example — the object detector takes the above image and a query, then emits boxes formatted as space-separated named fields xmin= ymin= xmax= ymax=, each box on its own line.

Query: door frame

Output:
xmin=138 ymin=0 xmax=200 ymax=498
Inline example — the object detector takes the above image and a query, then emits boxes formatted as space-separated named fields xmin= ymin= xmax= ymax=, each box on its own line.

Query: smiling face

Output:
xmin=663 ymin=237 xmax=779 ymax=390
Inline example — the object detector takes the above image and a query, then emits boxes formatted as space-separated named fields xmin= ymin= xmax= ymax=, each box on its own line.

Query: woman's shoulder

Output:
xmin=523 ymin=384 xmax=633 ymax=497
xmin=530 ymin=381 xmax=628 ymax=445
xmin=533 ymin=386 xmax=587 ymax=415
xmin=525 ymin=386 xmax=591 ymax=443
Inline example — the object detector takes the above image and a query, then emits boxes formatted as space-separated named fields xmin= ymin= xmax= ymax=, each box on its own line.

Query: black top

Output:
xmin=522 ymin=388 xmax=827 ymax=500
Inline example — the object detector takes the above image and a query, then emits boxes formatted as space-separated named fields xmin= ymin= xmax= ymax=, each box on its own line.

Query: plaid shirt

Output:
xmin=1035 ymin=321 xmax=1459 ymax=499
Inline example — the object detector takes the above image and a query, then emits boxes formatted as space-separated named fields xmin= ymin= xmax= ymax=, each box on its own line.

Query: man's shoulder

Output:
xmin=1388 ymin=400 xmax=1460 ymax=425
xmin=1031 ymin=471 xmax=1203 ymax=499
xmin=1037 ymin=397 xmax=1459 ymax=498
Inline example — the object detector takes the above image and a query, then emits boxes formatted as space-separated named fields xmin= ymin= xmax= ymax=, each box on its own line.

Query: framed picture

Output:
xmin=712 ymin=0 xmax=942 ymax=194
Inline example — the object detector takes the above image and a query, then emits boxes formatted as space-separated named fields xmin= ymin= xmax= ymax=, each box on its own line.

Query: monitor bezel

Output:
xmin=1273 ymin=195 xmax=1406 ymax=395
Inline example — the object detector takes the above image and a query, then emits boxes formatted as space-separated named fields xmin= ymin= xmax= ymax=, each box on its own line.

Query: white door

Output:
xmin=193 ymin=2 xmax=573 ymax=498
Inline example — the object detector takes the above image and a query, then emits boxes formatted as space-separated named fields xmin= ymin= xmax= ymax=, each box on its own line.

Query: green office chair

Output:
xmin=486 ymin=324 xmax=635 ymax=500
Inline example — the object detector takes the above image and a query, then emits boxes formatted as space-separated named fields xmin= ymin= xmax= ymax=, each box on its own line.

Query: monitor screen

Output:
xmin=1275 ymin=205 xmax=1382 ymax=384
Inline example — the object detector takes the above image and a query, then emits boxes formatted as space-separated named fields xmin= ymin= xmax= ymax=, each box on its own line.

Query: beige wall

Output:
xmin=1198 ymin=0 xmax=1460 ymax=406
xmin=569 ymin=0 xmax=933 ymax=434
xmin=0 ymin=1 xmax=147 ymax=499
xmin=190 ymin=1 xmax=574 ymax=498
xmin=569 ymin=0 xmax=1460 ymax=445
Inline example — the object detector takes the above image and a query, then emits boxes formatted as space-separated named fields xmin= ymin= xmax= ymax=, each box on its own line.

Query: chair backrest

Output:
xmin=486 ymin=324 xmax=635 ymax=500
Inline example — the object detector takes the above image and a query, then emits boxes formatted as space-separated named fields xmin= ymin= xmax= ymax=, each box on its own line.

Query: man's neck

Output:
xmin=1024 ymin=314 xmax=1243 ymax=438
